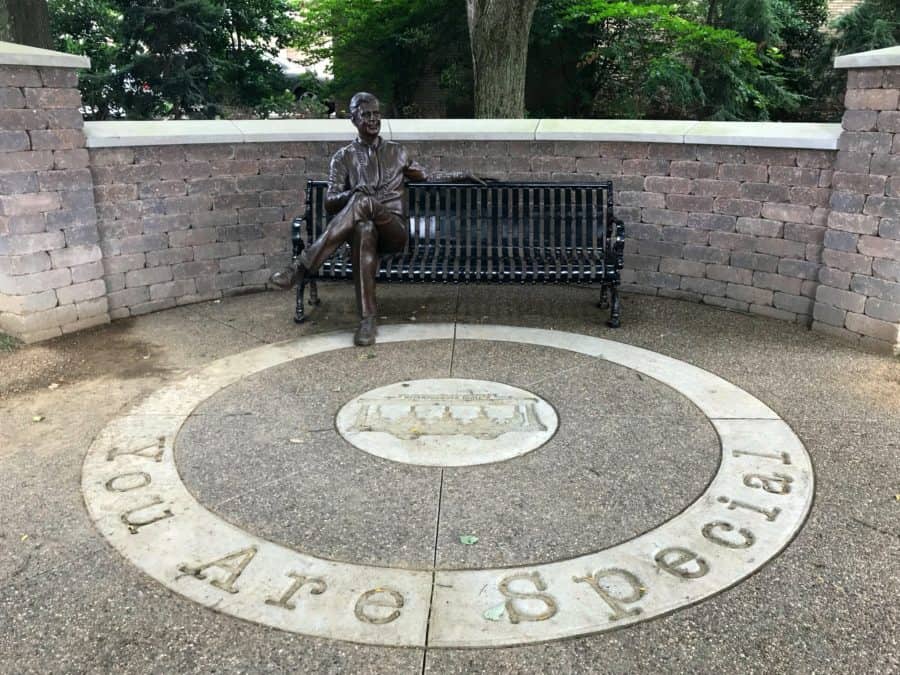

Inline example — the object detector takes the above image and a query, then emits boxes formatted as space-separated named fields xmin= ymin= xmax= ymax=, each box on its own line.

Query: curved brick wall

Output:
xmin=87 ymin=139 xmax=835 ymax=329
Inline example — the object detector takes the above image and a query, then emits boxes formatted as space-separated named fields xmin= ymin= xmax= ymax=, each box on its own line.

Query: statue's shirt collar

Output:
xmin=354 ymin=135 xmax=383 ymax=151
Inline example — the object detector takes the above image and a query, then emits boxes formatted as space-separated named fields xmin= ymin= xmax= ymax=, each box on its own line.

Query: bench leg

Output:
xmin=597 ymin=284 xmax=610 ymax=309
xmin=294 ymin=279 xmax=307 ymax=323
xmin=607 ymin=285 xmax=621 ymax=328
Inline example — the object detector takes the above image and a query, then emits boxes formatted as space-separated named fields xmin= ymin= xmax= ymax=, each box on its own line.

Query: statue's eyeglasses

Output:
xmin=357 ymin=110 xmax=381 ymax=121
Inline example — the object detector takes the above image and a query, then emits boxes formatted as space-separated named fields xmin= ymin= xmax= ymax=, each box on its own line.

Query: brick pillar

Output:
xmin=813 ymin=46 xmax=900 ymax=354
xmin=0 ymin=42 xmax=109 ymax=343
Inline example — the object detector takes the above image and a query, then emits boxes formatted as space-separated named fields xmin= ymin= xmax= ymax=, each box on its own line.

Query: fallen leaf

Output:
xmin=289 ymin=438 xmax=304 ymax=444
xmin=20 ymin=534 xmax=28 ymax=542
xmin=32 ymin=415 xmax=44 ymax=423
xmin=47 ymin=383 xmax=60 ymax=390
xmin=483 ymin=603 xmax=505 ymax=622
xmin=459 ymin=535 xmax=479 ymax=545
xmin=895 ymin=494 xmax=900 ymax=502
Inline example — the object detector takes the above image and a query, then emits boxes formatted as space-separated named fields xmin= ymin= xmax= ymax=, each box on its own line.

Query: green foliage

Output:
xmin=53 ymin=0 xmax=888 ymax=123
xmin=254 ymin=90 xmax=330 ymax=118
xmin=294 ymin=0 xmax=472 ymax=116
xmin=804 ymin=0 xmax=900 ymax=123
xmin=49 ymin=0 xmax=125 ymax=119
xmin=768 ymin=0 xmax=834 ymax=121
xmin=116 ymin=0 xmax=228 ymax=119
xmin=526 ymin=0 xmax=596 ymax=116
xmin=50 ymin=0 xmax=317 ymax=119
xmin=212 ymin=0 xmax=306 ymax=113
xmin=831 ymin=0 xmax=900 ymax=56
xmin=0 ymin=332 xmax=22 ymax=353
xmin=565 ymin=0 xmax=802 ymax=120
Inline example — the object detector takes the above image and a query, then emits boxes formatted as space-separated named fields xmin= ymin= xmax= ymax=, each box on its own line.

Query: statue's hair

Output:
xmin=349 ymin=92 xmax=379 ymax=116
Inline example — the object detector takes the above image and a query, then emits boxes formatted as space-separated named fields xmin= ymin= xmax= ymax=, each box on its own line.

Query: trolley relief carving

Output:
xmin=348 ymin=392 xmax=547 ymax=440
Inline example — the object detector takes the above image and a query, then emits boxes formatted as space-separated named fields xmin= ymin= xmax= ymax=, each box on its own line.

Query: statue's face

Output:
xmin=352 ymin=99 xmax=381 ymax=141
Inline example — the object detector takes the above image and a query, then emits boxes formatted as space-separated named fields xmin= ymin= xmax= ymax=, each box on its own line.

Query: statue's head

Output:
xmin=349 ymin=92 xmax=381 ymax=142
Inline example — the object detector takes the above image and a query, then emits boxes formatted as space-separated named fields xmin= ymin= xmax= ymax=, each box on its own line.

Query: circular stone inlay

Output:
xmin=81 ymin=323 xmax=814 ymax=649
xmin=336 ymin=378 xmax=559 ymax=467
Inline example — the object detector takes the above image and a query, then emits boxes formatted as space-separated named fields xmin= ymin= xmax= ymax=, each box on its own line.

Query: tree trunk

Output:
xmin=0 ymin=0 xmax=52 ymax=49
xmin=466 ymin=0 xmax=539 ymax=118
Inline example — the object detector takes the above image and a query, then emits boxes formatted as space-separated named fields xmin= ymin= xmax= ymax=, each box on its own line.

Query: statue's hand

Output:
xmin=465 ymin=173 xmax=497 ymax=186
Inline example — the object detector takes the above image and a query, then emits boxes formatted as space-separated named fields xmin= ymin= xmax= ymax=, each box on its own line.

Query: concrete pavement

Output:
xmin=1 ymin=284 xmax=898 ymax=673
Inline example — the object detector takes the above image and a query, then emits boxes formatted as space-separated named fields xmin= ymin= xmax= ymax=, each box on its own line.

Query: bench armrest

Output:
xmin=291 ymin=217 xmax=306 ymax=260
xmin=608 ymin=218 xmax=625 ymax=272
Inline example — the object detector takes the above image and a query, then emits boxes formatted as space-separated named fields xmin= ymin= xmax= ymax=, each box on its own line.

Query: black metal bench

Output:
xmin=289 ymin=180 xmax=625 ymax=327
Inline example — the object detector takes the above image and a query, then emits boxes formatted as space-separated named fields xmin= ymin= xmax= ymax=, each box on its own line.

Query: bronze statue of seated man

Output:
xmin=270 ymin=92 xmax=484 ymax=346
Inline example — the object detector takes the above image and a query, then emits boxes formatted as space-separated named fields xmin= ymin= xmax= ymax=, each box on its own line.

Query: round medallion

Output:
xmin=81 ymin=323 xmax=814 ymax=648
xmin=336 ymin=378 xmax=558 ymax=466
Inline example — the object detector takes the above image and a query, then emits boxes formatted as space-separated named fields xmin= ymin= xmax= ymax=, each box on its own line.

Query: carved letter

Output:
xmin=702 ymin=521 xmax=756 ymax=549
xmin=265 ymin=573 xmax=327 ymax=610
xmin=498 ymin=572 xmax=558 ymax=624
xmin=717 ymin=496 xmax=781 ymax=522
xmin=177 ymin=547 xmax=257 ymax=594
xmin=743 ymin=472 xmax=793 ymax=495
xmin=120 ymin=497 xmax=174 ymax=534
xmin=106 ymin=472 xmax=151 ymax=492
xmin=731 ymin=449 xmax=791 ymax=465
xmin=355 ymin=588 xmax=404 ymax=624
xmin=654 ymin=547 xmax=710 ymax=579
xmin=107 ymin=437 xmax=166 ymax=463
xmin=573 ymin=568 xmax=645 ymax=621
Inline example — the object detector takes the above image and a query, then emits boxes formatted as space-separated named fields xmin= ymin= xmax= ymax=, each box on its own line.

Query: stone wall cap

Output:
xmin=84 ymin=120 xmax=245 ymax=147
xmin=834 ymin=45 xmax=900 ymax=69
xmin=538 ymin=119 xmax=840 ymax=149
xmin=0 ymin=40 xmax=90 ymax=68
xmin=389 ymin=119 xmax=540 ymax=140
xmin=231 ymin=118 xmax=357 ymax=142
xmin=83 ymin=118 xmax=842 ymax=150
xmin=684 ymin=121 xmax=841 ymax=149
xmin=535 ymin=119 xmax=696 ymax=143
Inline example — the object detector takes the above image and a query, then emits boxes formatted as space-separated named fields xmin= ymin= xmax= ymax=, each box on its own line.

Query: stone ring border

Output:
xmin=82 ymin=323 xmax=814 ymax=648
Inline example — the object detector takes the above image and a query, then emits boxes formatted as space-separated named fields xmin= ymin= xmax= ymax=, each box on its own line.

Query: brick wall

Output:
xmin=812 ymin=63 xmax=900 ymax=353
xmin=89 ymin=143 xmax=332 ymax=319
xmin=87 ymin=139 xmax=836 ymax=328
xmin=0 ymin=61 xmax=108 ymax=342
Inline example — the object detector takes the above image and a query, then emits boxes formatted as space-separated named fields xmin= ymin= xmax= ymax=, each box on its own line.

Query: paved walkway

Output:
xmin=1 ymin=284 xmax=898 ymax=673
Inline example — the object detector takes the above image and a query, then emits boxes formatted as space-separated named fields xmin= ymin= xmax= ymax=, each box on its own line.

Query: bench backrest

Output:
xmin=299 ymin=180 xmax=621 ymax=282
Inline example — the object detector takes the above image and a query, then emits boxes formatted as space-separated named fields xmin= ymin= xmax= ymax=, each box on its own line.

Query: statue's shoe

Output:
xmin=269 ymin=263 xmax=307 ymax=289
xmin=354 ymin=316 xmax=377 ymax=346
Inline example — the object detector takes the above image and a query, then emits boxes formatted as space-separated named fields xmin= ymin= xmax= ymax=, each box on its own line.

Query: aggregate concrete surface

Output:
xmin=1 ymin=283 xmax=898 ymax=674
